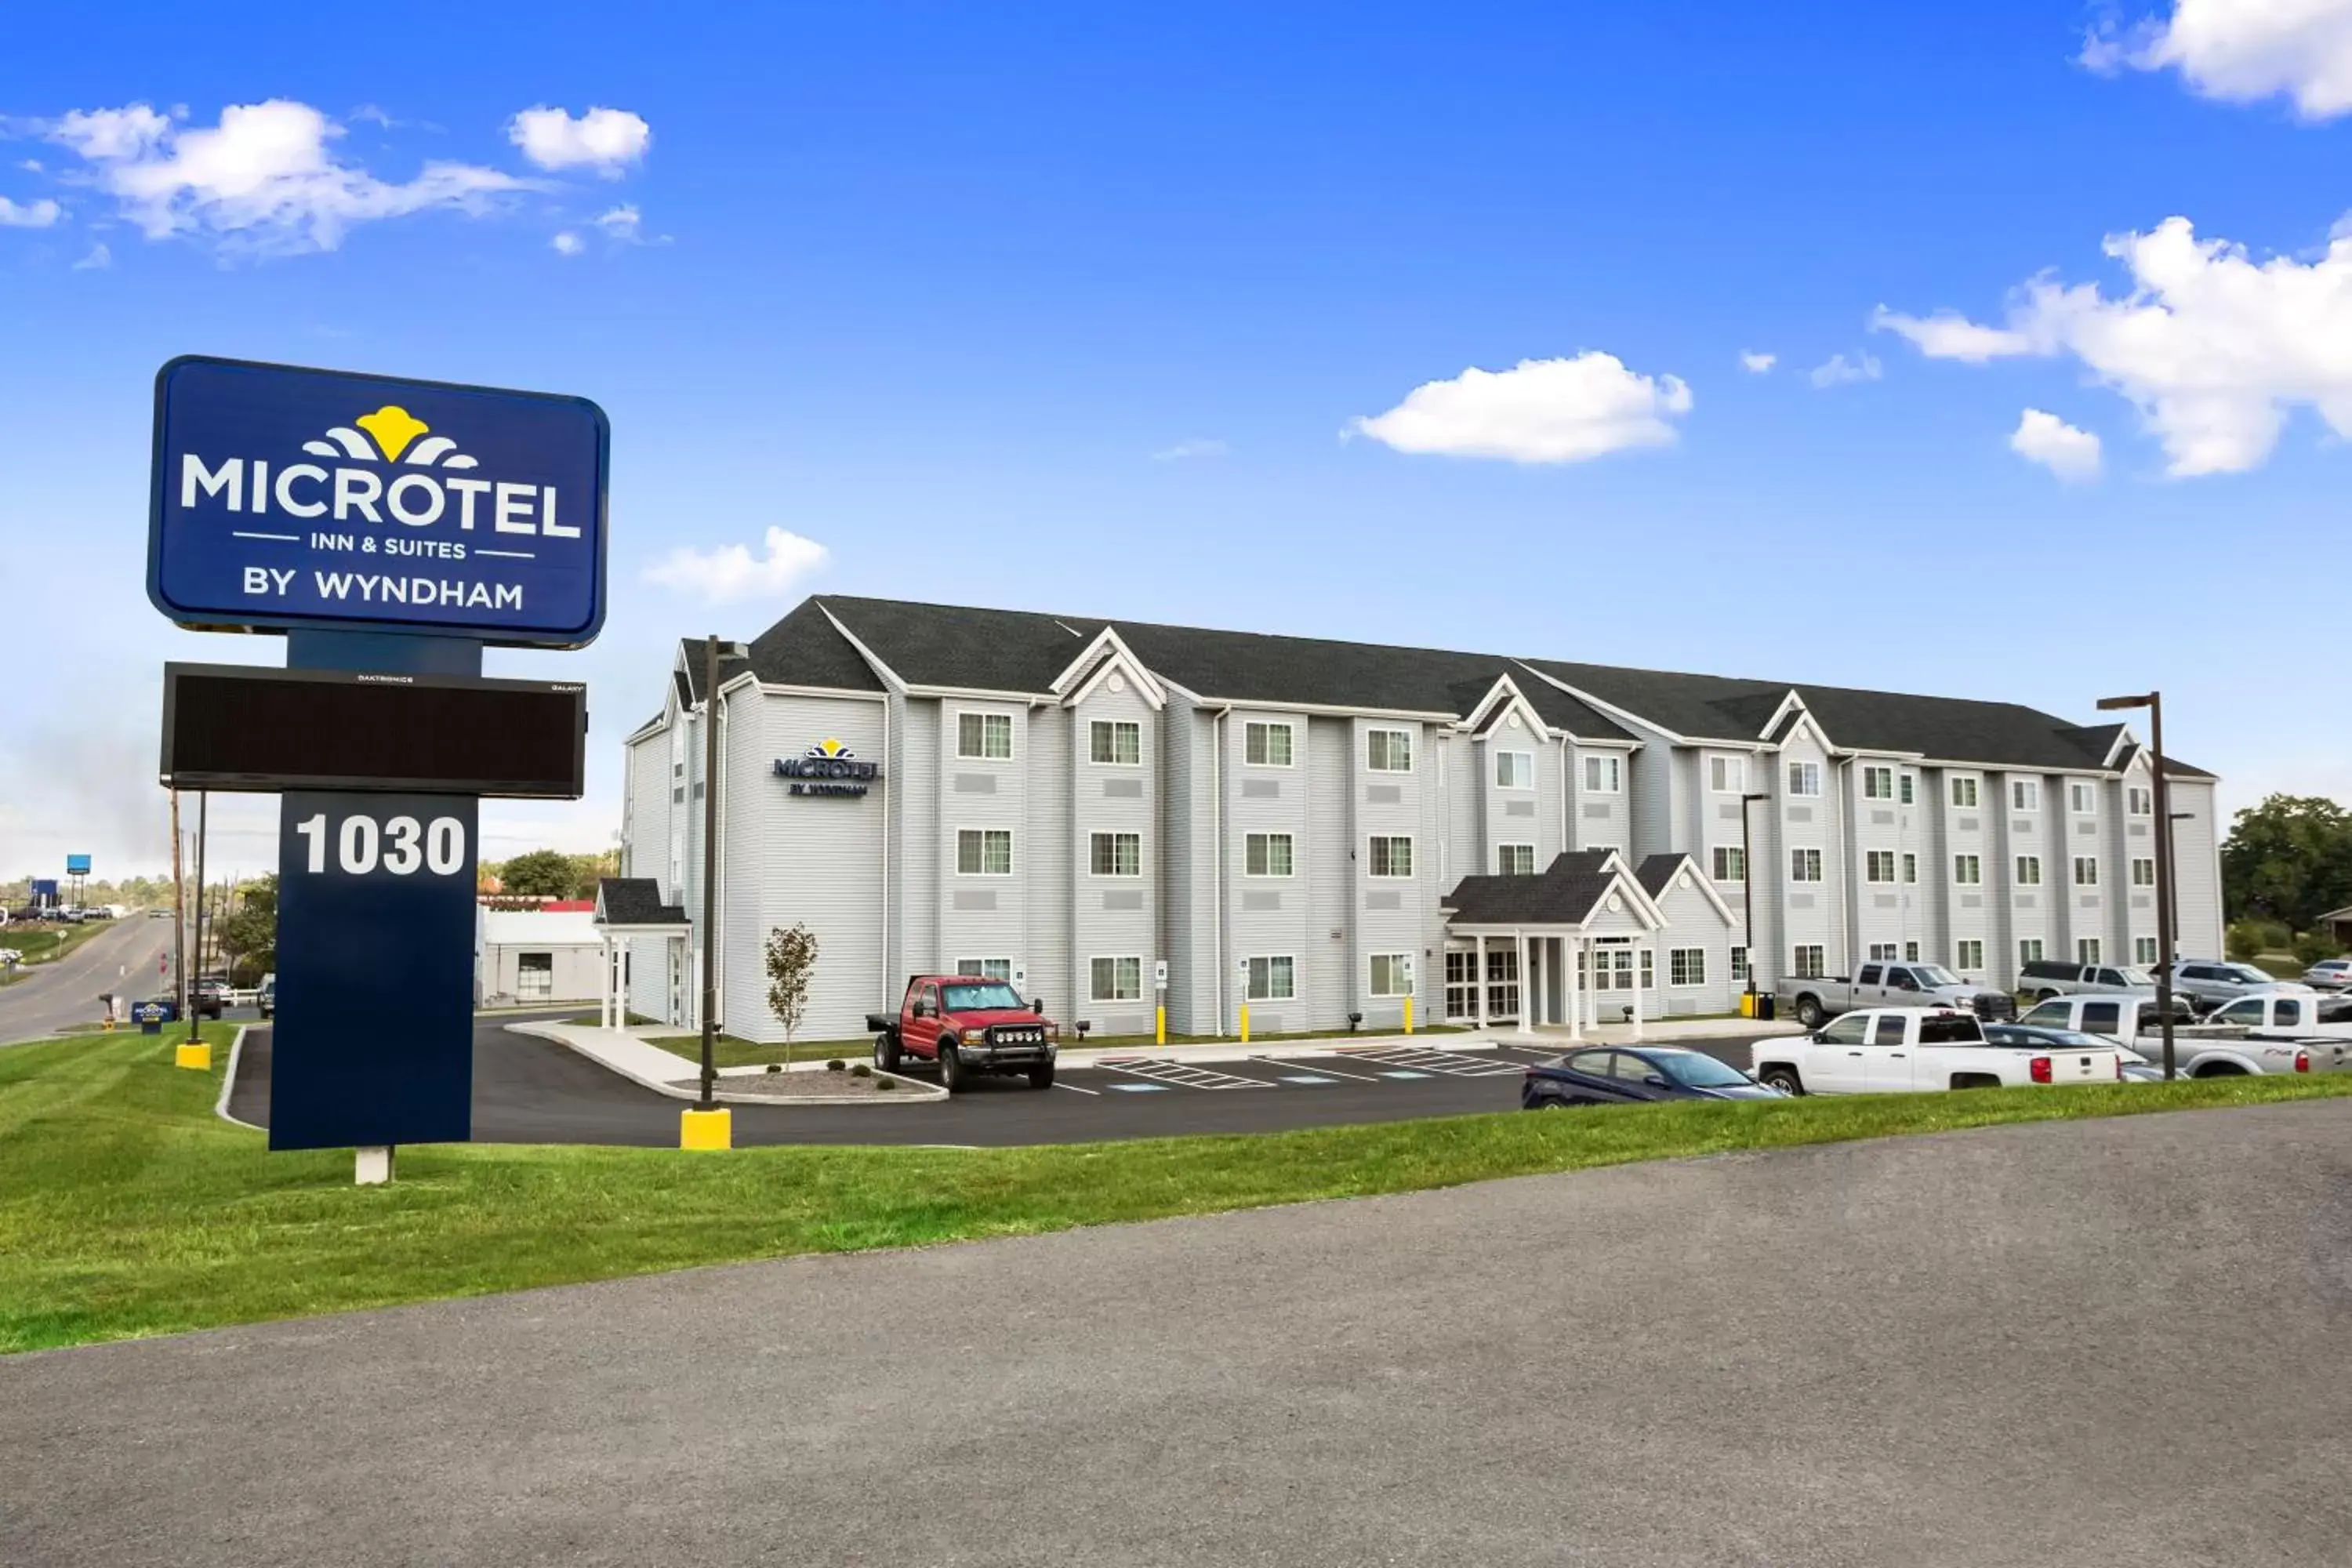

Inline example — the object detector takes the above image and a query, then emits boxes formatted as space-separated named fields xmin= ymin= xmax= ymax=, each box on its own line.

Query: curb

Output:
xmin=510 ymin=1020 xmax=946 ymax=1105
xmin=215 ymin=1025 xmax=260 ymax=1131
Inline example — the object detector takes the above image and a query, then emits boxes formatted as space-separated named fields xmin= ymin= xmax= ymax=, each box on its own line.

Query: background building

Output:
xmin=619 ymin=596 xmax=2224 ymax=1043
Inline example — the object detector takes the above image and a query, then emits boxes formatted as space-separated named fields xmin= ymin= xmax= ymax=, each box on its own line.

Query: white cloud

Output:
xmin=71 ymin=241 xmax=110 ymax=270
xmin=2087 ymin=0 xmax=2352 ymax=119
xmin=593 ymin=203 xmax=641 ymax=239
xmin=1880 ymin=214 xmax=2352 ymax=475
xmin=644 ymin=528 xmax=828 ymax=604
xmin=1739 ymin=350 xmax=1776 ymax=373
xmin=0 ymin=194 xmax=60 ymax=227
xmin=43 ymin=100 xmax=526 ymax=256
xmin=18 ymin=158 xmax=42 ymax=173
xmin=1869 ymin=306 xmax=2035 ymax=363
xmin=1152 ymin=437 xmax=1229 ymax=462
xmin=508 ymin=106 xmax=650 ymax=176
xmin=1808 ymin=351 xmax=1882 ymax=388
xmin=1347 ymin=352 xmax=1692 ymax=464
xmin=2010 ymin=408 xmax=2103 ymax=481
xmin=550 ymin=230 xmax=583 ymax=256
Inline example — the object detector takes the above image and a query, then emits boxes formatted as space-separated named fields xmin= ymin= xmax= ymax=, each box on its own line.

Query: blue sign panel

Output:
xmin=268 ymin=790 xmax=477 ymax=1150
xmin=150 ymin=356 xmax=608 ymax=648
xmin=65 ymin=854 xmax=91 ymax=875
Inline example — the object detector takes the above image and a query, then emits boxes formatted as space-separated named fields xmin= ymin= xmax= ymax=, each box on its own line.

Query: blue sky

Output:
xmin=6 ymin=1 xmax=2351 ymax=877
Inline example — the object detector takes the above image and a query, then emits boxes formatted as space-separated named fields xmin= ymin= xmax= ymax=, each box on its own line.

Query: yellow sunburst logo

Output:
xmin=303 ymin=406 xmax=480 ymax=469
xmin=806 ymin=739 xmax=853 ymax=759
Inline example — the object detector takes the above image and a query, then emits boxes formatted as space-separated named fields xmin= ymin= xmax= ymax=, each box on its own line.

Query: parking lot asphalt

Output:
xmin=6 ymin=1098 xmax=2347 ymax=1566
xmin=226 ymin=1015 xmax=1737 ymax=1146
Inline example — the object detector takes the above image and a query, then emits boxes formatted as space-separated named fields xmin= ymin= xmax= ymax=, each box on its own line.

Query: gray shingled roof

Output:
xmin=692 ymin=596 xmax=2201 ymax=776
xmin=597 ymin=878 xmax=687 ymax=927
xmin=1443 ymin=851 xmax=1621 ymax=927
xmin=1634 ymin=853 xmax=1690 ymax=900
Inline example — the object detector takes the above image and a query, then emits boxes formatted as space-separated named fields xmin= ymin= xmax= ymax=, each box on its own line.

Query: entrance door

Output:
xmin=1484 ymin=946 xmax=1521 ymax=1022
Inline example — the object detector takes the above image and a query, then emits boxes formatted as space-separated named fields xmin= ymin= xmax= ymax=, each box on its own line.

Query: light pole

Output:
xmin=1740 ymin=792 xmax=1771 ymax=1010
xmin=2098 ymin=692 xmax=2176 ymax=1080
xmin=696 ymin=634 xmax=751 ymax=1108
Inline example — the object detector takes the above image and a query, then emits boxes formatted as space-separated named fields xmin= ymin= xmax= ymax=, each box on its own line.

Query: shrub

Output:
xmin=2292 ymin=928 xmax=2344 ymax=967
xmin=2227 ymin=918 xmax=2291 ymax=960
xmin=850 ymin=1062 xmax=872 ymax=1077
xmin=874 ymin=1076 xmax=895 ymax=1090
xmin=765 ymin=1062 xmax=782 ymax=1074
xmin=826 ymin=1058 xmax=846 ymax=1073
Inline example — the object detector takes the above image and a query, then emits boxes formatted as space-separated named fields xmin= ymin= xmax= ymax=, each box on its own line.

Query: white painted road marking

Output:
xmin=1097 ymin=1058 xmax=1275 ymax=1091
xmin=1053 ymin=1080 xmax=1102 ymax=1095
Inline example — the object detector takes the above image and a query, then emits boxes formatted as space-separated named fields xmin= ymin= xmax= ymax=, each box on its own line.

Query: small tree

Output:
xmin=498 ymin=849 xmax=579 ymax=898
xmin=216 ymin=875 xmax=278 ymax=985
xmin=764 ymin=924 xmax=819 ymax=1044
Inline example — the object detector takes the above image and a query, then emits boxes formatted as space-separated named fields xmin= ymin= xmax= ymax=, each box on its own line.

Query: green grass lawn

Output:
xmin=0 ymin=922 xmax=109 ymax=985
xmin=6 ymin=1023 xmax=2352 ymax=1356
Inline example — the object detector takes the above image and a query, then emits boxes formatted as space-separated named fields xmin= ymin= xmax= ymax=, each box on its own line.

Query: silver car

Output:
xmin=2160 ymin=960 xmax=2315 ymax=1014
xmin=2016 ymin=958 xmax=2159 ymax=1001
xmin=2300 ymin=957 xmax=2352 ymax=990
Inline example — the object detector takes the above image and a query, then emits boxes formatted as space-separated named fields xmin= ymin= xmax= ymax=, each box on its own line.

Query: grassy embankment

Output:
xmin=0 ymin=921 xmax=112 ymax=986
xmin=5 ymin=1022 xmax=2351 ymax=1355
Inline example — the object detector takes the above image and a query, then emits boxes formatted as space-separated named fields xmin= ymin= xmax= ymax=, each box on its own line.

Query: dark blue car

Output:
xmin=1522 ymin=1045 xmax=1784 ymax=1109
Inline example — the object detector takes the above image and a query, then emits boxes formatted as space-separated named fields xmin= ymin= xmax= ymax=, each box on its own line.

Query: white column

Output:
xmin=1632 ymin=949 xmax=1646 ymax=1039
xmin=1475 ymin=934 xmax=1488 ymax=1029
xmin=599 ymin=935 xmax=612 ymax=1029
xmin=1566 ymin=937 xmax=1584 ymax=1042
xmin=1515 ymin=932 xmax=1532 ymax=1034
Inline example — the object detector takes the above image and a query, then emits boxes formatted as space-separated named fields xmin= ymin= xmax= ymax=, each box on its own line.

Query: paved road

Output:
xmin=227 ymin=1014 xmax=1635 ymax=1146
xmin=0 ymin=917 xmax=175 ymax=1044
xmin=5 ymin=1100 xmax=2347 ymax=1566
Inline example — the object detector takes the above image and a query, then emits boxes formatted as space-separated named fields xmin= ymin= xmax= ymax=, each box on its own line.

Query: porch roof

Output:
xmin=1442 ymin=851 xmax=1653 ymax=931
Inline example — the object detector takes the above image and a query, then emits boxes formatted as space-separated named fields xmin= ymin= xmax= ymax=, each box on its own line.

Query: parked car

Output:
xmin=257 ymin=973 xmax=276 ymax=1020
xmin=147 ymin=907 xmax=172 ymax=920
xmin=2158 ymin=960 xmax=2314 ymax=1014
xmin=1522 ymin=1045 xmax=1783 ymax=1108
xmin=1775 ymin=962 xmax=2016 ymax=1029
xmin=867 ymin=975 xmax=1058 ymax=1091
xmin=1750 ymin=1007 xmax=2123 ymax=1094
xmin=2201 ymin=991 xmax=2352 ymax=1036
xmin=2016 ymin=992 xmax=2347 ymax=1077
xmin=1984 ymin=1022 xmax=2168 ymax=1083
xmin=2300 ymin=957 xmax=2352 ymax=989
xmin=2016 ymin=958 xmax=2160 ymax=1001
xmin=189 ymin=978 xmax=227 ymax=1020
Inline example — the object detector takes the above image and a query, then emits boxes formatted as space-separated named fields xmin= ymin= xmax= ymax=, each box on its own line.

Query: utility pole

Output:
xmin=187 ymin=793 xmax=208 ymax=1048
xmin=169 ymin=789 xmax=186 ymax=1020
xmin=699 ymin=633 xmax=721 ymax=1108
xmin=2099 ymin=692 xmax=2176 ymax=1080
xmin=1740 ymin=793 xmax=1771 ymax=1010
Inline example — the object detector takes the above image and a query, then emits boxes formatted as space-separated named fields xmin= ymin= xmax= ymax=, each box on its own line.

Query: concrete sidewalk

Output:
xmin=507 ymin=1021 xmax=944 ymax=1104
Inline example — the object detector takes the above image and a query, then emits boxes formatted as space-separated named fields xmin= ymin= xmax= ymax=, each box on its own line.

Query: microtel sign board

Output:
xmin=775 ymin=739 xmax=880 ymax=797
xmin=150 ymin=357 xmax=610 ymax=647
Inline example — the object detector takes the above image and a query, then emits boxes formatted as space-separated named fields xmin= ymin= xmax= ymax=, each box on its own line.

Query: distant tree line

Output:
xmin=2221 ymin=795 xmax=2352 ymax=963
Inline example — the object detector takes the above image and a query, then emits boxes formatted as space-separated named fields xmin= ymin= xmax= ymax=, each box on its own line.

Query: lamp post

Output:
xmin=1740 ymin=792 xmax=1771 ymax=1006
xmin=2098 ymin=692 xmax=2176 ymax=1080
xmin=697 ymin=634 xmax=752 ymax=1109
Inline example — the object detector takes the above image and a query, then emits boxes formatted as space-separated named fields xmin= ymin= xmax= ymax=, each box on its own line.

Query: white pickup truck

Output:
xmin=2017 ymin=993 xmax=2352 ymax=1078
xmin=1749 ymin=1006 xmax=2126 ymax=1095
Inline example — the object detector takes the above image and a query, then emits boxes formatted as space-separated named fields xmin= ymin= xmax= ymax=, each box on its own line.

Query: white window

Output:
xmin=1244 ymin=832 xmax=1294 ymax=877
xmin=1953 ymin=854 xmax=1982 ymax=885
xmin=1902 ymin=852 xmax=1918 ymax=884
xmin=1865 ymin=850 xmax=1896 ymax=884
xmin=1497 ymin=750 xmax=1535 ymax=789
xmin=1787 ymin=761 xmax=1821 ymax=797
xmin=1791 ymin=848 xmax=1823 ymax=882
xmin=1581 ymin=754 xmax=1620 ymax=793
xmin=2134 ymin=935 xmax=2158 ymax=965
xmin=1090 ymin=832 xmax=1142 ymax=877
xmin=956 ymin=829 xmax=1013 ymax=876
xmin=1956 ymin=939 xmax=1984 ymax=971
xmin=1367 ymin=728 xmax=1412 ymax=772
xmin=516 ymin=953 xmax=554 ymax=1000
xmin=1497 ymin=844 xmax=1537 ymax=876
xmin=1710 ymin=755 xmax=1745 ymax=793
xmin=2074 ymin=856 xmax=2099 ymax=887
xmin=2077 ymin=938 xmax=2102 ymax=964
xmin=1368 ymin=953 xmax=1413 ymax=997
xmin=1368 ymin=836 xmax=1414 ymax=877
xmin=2020 ymin=938 xmax=2045 ymax=966
xmin=1244 ymin=720 xmax=1294 ymax=767
xmin=957 ymin=712 xmax=1013 ymax=760
xmin=1639 ymin=949 xmax=1655 ymax=990
xmin=1900 ymin=771 xmax=1916 ymax=805
xmin=1091 ymin=956 xmax=1142 ymax=1002
xmin=956 ymin=957 xmax=1014 ymax=981
xmin=1443 ymin=949 xmax=1479 ymax=1019
xmin=2012 ymin=779 xmax=2040 ymax=811
xmin=1730 ymin=946 xmax=1748 ymax=983
xmin=1793 ymin=944 xmax=1826 ymax=979
xmin=1951 ymin=776 xmax=1980 ymax=808
xmin=1863 ymin=766 xmax=1894 ymax=800
xmin=2127 ymin=786 xmax=2153 ymax=816
xmin=1868 ymin=942 xmax=1900 ymax=962
xmin=1246 ymin=955 xmax=1295 ymax=1001
xmin=1090 ymin=720 xmax=1140 ymax=765
xmin=1711 ymin=844 xmax=1745 ymax=881
xmin=2070 ymin=782 xmax=2096 ymax=814
xmin=2131 ymin=857 xmax=2155 ymax=887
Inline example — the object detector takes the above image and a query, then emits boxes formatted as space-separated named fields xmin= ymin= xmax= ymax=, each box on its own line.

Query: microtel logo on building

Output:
xmin=775 ymin=739 xmax=881 ymax=797
xmin=149 ymin=357 xmax=610 ymax=648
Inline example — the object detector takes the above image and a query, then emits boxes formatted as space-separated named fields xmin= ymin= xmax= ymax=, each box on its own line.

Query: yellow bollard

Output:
xmin=1155 ymin=1004 xmax=1166 ymax=1045
xmin=1403 ymin=996 xmax=1414 ymax=1035
xmin=1239 ymin=1004 xmax=1250 ymax=1044
xmin=680 ymin=1107 xmax=731 ymax=1149
xmin=174 ymin=1040 xmax=212 ymax=1071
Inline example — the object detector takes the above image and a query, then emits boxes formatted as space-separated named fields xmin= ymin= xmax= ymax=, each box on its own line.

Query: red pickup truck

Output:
xmin=866 ymin=975 xmax=1059 ymax=1091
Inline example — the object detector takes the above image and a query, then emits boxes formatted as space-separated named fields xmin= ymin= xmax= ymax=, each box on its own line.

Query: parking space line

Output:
xmin=1338 ymin=1045 xmax=1527 ymax=1078
xmin=1097 ymin=1058 xmax=1276 ymax=1091
xmin=1106 ymin=1083 xmax=1171 ymax=1093
xmin=1053 ymin=1080 xmax=1101 ymax=1095
xmin=1248 ymin=1054 xmax=1385 ymax=1083
xmin=1277 ymin=1074 xmax=1335 ymax=1085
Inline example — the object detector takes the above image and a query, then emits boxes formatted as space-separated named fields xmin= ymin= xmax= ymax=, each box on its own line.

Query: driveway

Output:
xmin=3 ymin=1100 xmax=2346 ymax=1566
xmin=0 ymin=919 xmax=174 ymax=1044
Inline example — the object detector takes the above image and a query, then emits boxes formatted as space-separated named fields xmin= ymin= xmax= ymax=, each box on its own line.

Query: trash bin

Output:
xmin=1756 ymin=993 xmax=1774 ymax=1021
